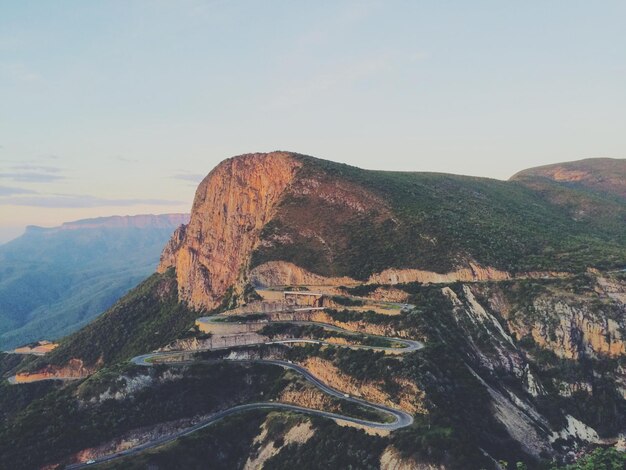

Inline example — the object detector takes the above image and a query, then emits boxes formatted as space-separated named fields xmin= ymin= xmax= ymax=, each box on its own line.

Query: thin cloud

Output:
xmin=0 ymin=172 xmax=65 ymax=183
xmin=0 ymin=194 xmax=185 ymax=208
xmin=0 ymin=186 xmax=38 ymax=196
xmin=116 ymin=156 xmax=139 ymax=163
xmin=1 ymin=63 xmax=43 ymax=83
xmin=10 ymin=164 xmax=63 ymax=173
xmin=171 ymin=173 xmax=205 ymax=183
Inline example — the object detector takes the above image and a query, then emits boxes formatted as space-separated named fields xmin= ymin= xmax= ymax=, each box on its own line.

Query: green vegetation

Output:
xmin=0 ymin=380 xmax=60 ymax=421
xmin=251 ymin=156 xmax=626 ymax=280
xmin=99 ymin=411 xmax=270 ymax=470
xmin=325 ymin=308 xmax=393 ymax=325
xmin=218 ymin=313 xmax=268 ymax=322
xmin=0 ymin=218 xmax=185 ymax=349
xmin=264 ymin=417 xmax=388 ymax=470
xmin=330 ymin=295 xmax=364 ymax=306
xmin=341 ymin=283 xmax=382 ymax=297
xmin=549 ymin=447 xmax=626 ymax=469
xmin=0 ymin=362 xmax=284 ymax=470
xmin=259 ymin=323 xmax=396 ymax=348
xmin=0 ymin=351 xmax=31 ymax=377
xmin=28 ymin=270 xmax=199 ymax=369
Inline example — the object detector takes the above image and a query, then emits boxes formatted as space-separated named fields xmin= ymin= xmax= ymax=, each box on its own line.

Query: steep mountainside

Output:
xmin=0 ymin=213 xmax=189 ymax=349
xmin=158 ymin=153 xmax=302 ymax=310
xmin=160 ymin=152 xmax=626 ymax=311
xmin=2 ymin=153 xmax=625 ymax=470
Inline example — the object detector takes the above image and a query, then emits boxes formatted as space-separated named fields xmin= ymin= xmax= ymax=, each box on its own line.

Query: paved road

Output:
xmin=65 ymin=401 xmax=405 ymax=470
xmin=67 ymin=311 xmax=423 ymax=468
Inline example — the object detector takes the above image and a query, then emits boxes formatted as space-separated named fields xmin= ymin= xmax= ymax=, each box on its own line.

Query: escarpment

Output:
xmin=158 ymin=152 xmax=303 ymax=310
xmin=160 ymin=152 xmax=626 ymax=312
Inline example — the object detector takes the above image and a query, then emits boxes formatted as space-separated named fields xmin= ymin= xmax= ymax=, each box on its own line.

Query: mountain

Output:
xmin=1 ymin=153 xmax=625 ymax=470
xmin=511 ymin=157 xmax=626 ymax=201
xmin=160 ymin=152 xmax=626 ymax=311
xmin=0 ymin=214 xmax=189 ymax=349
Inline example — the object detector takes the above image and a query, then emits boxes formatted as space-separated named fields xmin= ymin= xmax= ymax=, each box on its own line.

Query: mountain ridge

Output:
xmin=159 ymin=152 xmax=626 ymax=312
xmin=23 ymin=213 xmax=189 ymax=235
xmin=511 ymin=157 xmax=626 ymax=200
xmin=0 ymin=213 xmax=189 ymax=349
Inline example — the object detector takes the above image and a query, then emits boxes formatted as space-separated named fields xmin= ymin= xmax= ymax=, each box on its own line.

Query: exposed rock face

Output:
xmin=380 ymin=446 xmax=447 ymax=470
xmin=244 ymin=418 xmax=314 ymax=470
xmin=249 ymin=261 xmax=356 ymax=287
xmin=250 ymin=260 xmax=563 ymax=289
xmin=485 ymin=274 xmax=626 ymax=360
xmin=368 ymin=263 xmax=512 ymax=285
xmin=158 ymin=152 xmax=302 ymax=310
xmin=523 ymin=300 xmax=625 ymax=359
xmin=14 ymin=358 xmax=96 ymax=383
xmin=300 ymin=357 xmax=425 ymax=414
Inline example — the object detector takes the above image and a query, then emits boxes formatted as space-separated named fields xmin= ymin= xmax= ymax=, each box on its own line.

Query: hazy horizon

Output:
xmin=2 ymin=1 xmax=625 ymax=242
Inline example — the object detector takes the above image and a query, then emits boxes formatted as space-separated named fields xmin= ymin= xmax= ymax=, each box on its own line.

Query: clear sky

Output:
xmin=1 ymin=1 xmax=625 ymax=243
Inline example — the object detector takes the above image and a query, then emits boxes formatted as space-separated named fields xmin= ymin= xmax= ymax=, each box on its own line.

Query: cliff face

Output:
xmin=13 ymin=358 xmax=96 ymax=383
xmin=477 ymin=273 xmax=626 ymax=361
xmin=158 ymin=152 xmax=302 ymax=310
xmin=159 ymin=152 xmax=626 ymax=312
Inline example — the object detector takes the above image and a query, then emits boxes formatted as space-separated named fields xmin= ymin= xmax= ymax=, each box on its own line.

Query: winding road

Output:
xmin=66 ymin=309 xmax=423 ymax=469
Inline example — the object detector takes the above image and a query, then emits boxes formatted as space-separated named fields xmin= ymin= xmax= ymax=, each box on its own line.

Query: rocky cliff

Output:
xmin=160 ymin=152 xmax=626 ymax=313
xmin=158 ymin=152 xmax=302 ymax=310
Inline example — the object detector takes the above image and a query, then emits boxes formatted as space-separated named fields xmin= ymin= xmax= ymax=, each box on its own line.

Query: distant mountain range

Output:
xmin=0 ymin=213 xmax=189 ymax=349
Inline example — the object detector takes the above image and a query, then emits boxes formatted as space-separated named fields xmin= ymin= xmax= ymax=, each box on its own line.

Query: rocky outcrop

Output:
xmin=244 ymin=418 xmax=314 ymax=470
xmin=485 ymin=275 xmax=626 ymax=360
xmin=158 ymin=152 xmax=302 ymax=310
xmin=157 ymin=151 xmax=582 ymax=312
xmin=523 ymin=301 xmax=626 ymax=359
xmin=300 ymin=357 xmax=425 ymax=414
xmin=278 ymin=381 xmax=339 ymax=413
xmin=14 ymin=358 xmax=96 ymax=383
xmin=250 ymin=261 xmax=356 ymax=287
xmin=251 ymin=260 xmax=567 ymax=291
xmin=368 ymin=263 xmax=512 ymax=285
xmin=380 ymin=447 xmax=446 ymax=470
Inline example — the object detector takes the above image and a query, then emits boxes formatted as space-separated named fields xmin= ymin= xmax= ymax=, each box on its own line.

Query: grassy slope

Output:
xmin=251 ymin=156 xmax=626 ymax=280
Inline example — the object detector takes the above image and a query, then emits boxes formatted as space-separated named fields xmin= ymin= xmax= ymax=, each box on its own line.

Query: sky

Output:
xmin=1 ymin=1 xmax=625 ymax=243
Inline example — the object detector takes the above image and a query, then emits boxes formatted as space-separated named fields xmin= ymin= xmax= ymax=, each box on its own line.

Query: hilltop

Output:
xmin=511 ymin=157 xmax=626 ymax=200
xmin=160 ymin=152 xmax=626 ymax=311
